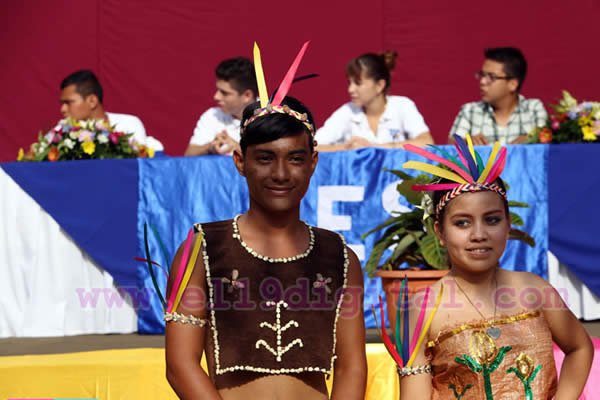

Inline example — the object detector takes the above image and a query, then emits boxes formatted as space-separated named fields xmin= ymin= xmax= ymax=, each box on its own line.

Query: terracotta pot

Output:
xmin=377 ymin=269 xmax=448 ymax=335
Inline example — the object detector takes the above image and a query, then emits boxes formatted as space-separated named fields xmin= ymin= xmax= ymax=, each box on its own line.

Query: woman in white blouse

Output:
xmin=317 ymin=52 xmax=433 ymax=151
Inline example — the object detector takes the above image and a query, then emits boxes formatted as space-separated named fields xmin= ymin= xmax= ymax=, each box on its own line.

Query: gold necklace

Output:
xmin=453 ymin=276 xmax=501 ymax=339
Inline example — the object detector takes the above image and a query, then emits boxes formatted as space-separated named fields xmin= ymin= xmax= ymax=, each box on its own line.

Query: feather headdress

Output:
xmin=402 ymin=134 xmax=507 ymax=215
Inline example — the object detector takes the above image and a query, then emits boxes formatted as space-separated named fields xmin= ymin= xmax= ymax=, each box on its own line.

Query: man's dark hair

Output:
xmin=216 ymin=57 xmax=258 ymax=97
xmin=60 ymin=69 xmax=104 ymax=103
xmin=484 ymin=47 xmax=527 ymax=92
xmin=239 ymin=96 xmax=315 ymax=154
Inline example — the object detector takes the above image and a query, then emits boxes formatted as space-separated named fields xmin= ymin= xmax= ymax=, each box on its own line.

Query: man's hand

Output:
xmin=471 ymin=133 xmax=489 ymax=145
xmin=210 ymin=130 xmax=239 ymax=154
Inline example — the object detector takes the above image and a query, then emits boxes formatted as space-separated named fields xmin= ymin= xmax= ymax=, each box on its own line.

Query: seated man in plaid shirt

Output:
xmin=449 ymin=47 xmax=547 ymax=145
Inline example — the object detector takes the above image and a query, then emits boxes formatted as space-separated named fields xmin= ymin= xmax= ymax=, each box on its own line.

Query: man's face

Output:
xmin=478 ymin=59 xmax=519 ymax=106
xmin=213 ymin=79 xmax=254 ymax=119
xmin=60 ymin=84 xmax=94 ymax=120
xmin=234 ymin=133 xmax=317 ymax=214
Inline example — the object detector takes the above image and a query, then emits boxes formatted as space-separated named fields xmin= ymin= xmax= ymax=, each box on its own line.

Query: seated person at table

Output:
xmin=449 ymin=47 xmax=547 ymax=145
xmin=60 ymin=69 xmax=163 ymax=151
xmin=184 ymin=57 xmax=258 ymax=156
xmin=317 ymin=51 xmax=433 ymax=151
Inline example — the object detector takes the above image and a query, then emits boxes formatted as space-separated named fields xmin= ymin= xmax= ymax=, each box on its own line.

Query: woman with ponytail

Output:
xmin=317 ymin=51 xmax=433 ymax=151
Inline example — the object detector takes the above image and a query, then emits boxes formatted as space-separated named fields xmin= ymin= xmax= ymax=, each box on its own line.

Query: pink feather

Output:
xmin=166 ymin=228 xmax=194 ymax=312
xmin=272 ymin=41 xmax=310 ymax=106
xmin=404 ymin=144 xmax=472 ymax=182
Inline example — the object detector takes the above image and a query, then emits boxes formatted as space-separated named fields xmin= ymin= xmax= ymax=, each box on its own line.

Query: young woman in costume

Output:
xmin=391 ymin=137 xmax=593 ymax=399
xmin=163 ymin=43 xmax=367 ymax=400
xmin=317 ymin=51 xmax=433 ymax=151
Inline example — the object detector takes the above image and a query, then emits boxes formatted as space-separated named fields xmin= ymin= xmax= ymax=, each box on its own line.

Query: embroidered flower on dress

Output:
xmin=313 ymin=273 xmax=332 ymax=294
xmin=222 ymin=269 xmax=245 ymax=293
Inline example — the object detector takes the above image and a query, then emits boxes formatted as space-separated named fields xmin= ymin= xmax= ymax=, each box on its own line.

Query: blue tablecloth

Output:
xmin=3 ymin=144 xmax=596 ymax=333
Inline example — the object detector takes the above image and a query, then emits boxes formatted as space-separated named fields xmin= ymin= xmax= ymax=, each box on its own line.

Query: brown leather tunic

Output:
xmin=426 ymin=310 xmax=558 ymax=399
xmin=196 ymin=219 xmax=348 ymax=389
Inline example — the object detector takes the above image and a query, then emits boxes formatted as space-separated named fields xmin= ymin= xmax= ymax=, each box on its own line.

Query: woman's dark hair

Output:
xmin=239 ymin=96 xmax=315 ymax=154
xmin=345 ymin=51 xmax=398 ymax=92
xmin=433 ymin=178 xmax=509 ymax=226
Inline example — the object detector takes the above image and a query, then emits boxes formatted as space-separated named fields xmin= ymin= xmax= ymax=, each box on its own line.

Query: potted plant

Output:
xmin=363 ymin=169 xmax=535 ymax=330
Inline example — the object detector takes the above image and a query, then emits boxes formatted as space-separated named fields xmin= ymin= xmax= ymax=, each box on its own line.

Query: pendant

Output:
xmin=486 ymin=326 xmax=501 ymax=339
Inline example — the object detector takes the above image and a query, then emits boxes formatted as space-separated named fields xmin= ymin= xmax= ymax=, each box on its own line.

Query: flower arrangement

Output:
xmin=17 ymin=118 xmax=155 ymax=161
xmin=362 ymin=170 xmax=535 ymax=278
xmin=529 ymin=91 xmax=600 ymax=144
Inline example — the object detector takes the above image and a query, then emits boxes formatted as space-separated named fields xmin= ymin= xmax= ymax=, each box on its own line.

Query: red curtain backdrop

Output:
xmin=1 ymin=0 xmax=599 ymax=161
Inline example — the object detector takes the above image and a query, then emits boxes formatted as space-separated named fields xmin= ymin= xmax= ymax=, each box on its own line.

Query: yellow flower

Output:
xmin=515 ymin=353 xmax=535 ymax=380
xmin=17 ymin=148 xmax=24 ymax=161
xmin=578 ymin=115 xmax=593 ymax=127
xmin=148 ymin=147 xmax=155 ymax=158
xmin=582 ymin=126 xmax=597 ymax=141
xmin=469 ymin=331 xmax=498 ymax=365
xmin=82 ymin=140 xmax=96 ymax=155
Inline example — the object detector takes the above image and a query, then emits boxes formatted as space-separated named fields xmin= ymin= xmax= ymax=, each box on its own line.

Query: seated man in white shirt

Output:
xmin=184 ymin=57 xmax=257 ymax=156
xmin=59 ymin=70 xmax=163 ymax=151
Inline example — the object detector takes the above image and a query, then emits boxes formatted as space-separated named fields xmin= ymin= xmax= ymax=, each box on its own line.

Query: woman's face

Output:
xmin=347 ymin=71 xmax=386 ymax=108
xmin=435 ymin=191 xmax=510 ymax=274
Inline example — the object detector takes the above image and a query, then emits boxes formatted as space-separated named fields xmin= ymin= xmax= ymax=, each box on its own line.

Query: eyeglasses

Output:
xmin=475 ymin=71 xmax=513 ymax=83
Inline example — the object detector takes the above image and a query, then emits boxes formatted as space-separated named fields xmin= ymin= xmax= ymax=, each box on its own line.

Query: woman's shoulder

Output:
xmin=386 ymin=95 xmax=417 ymax=107
xmin=500 ymin=269 xmax=551 ymax=290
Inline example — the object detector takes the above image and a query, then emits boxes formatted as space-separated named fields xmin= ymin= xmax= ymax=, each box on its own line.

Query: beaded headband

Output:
xmin=240 ymin=41 xmax=315 ymax=136
xmin=402 ymin=134 xmax=508 ymax=216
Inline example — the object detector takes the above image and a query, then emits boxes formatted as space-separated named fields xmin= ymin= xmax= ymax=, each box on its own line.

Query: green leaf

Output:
xmin=361 ymin=214 xmax=406 ymax=239
xmin=418 ymin=232 xmax=448 ymax=269
xmin=510 ymin=212 xmax=524 ymax=226
xmin=396 ymin=180 xmax=422 ymax=205
xmin=384 ymin=168 xmax=414 ymax=180
xmin=509 ymin=228 xmax=536 ymax=247
xmin=508 ymin=201 xmax=529 ymax=208
xmin=389 ymin=232 xmax=421 ymax=265
xmin=364 ymin=227 xmax=401 ymax=277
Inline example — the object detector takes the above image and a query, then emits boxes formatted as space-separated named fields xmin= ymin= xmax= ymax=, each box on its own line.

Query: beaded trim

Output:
xmin=397 ymin=364 xmax=432 ymax=377
xmin=255 ymin=300 xmax=303 ymax=362
xmin=427 ymin=310 xmax=540 ymax=348
xmin=241 ymin=104 xmax=315 ymax=136
xmin=328 ymin=233 xmax=350 ymax=374
xmin=436 ymin=182 xmax=506 ymax=216
xmin=164 ymin=311 xmax=208 ymax=327
xmin=231 ymin=215 xmax=315 ymax=263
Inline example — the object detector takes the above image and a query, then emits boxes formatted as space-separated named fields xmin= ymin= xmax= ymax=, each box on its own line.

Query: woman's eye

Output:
xmin=453 ymin=219 xmax=469 ymax=227
xmin=486 ymin=216 xmax=502 ymax=225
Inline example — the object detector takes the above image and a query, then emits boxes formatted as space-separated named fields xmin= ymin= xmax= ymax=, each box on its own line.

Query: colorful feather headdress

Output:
xmin=402 ymin=134 xmax=507 ymax=215
xmin=241 ymin=41 xmax=315 ymax=136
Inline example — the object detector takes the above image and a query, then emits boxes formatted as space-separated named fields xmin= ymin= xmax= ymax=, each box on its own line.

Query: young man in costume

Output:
xmin=164 ymin=43 xmax=367 ymax=399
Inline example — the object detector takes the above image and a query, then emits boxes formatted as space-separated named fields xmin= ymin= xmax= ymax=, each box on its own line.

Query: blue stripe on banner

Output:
xmin=136 ymin=146 xmax=548 ymax=332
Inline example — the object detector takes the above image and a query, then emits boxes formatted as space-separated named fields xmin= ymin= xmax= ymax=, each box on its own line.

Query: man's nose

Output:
xmin=60 ymin=103 xmax=68 ymax=116
xmin=271 ymin=159 xmax=290 ymax=182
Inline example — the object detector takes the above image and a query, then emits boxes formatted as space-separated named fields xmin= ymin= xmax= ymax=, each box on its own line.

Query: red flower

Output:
xmin=53 ymin=133 xmax=62 ymax=143
xmin=539 ymin=128 xmax=553 ymax=144
xmin=109 ymin=133 xmax=119 ymax=144
xmin=47 ymin=146 xmax=59 ymax=162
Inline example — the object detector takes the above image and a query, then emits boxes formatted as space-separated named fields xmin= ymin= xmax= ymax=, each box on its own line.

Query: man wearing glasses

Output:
xmin=449 ymin=47 xmax=547 ymax=144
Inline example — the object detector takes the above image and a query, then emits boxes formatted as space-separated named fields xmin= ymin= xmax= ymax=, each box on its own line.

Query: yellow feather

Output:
xmin=403 ymin=161 xmax=468 ymax=184
xmin=172 ymin=232 xmax=203 ymax=313
xmin=477 ymin=141 xmax=501 ymax=183
xmin=253 ymin=42 xmax=269 ymax=108
xmin=466 ymin=135 xmax=477 ymax=166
